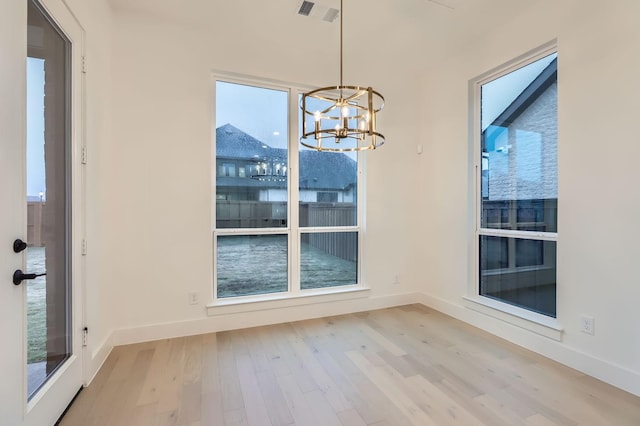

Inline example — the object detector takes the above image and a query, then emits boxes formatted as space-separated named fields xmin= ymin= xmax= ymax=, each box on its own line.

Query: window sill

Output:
xmin=206 ymin=286 xmax=371 ymax=317
xmin=462 ymin=296 xmax=563 ymax=341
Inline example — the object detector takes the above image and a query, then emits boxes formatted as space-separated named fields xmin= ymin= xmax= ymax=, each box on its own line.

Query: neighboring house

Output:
xmin=215 ymin=123 xmax=357 ymax=228
xmin=481 ymin=58 xmax=558 ymax=233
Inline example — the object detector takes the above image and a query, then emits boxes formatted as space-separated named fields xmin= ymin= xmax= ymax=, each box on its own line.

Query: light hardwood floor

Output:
xmin=59 ymin=305 xmax=640 ymax=425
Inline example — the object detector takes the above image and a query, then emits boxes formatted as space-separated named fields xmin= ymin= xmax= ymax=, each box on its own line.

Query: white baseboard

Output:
xmin=111 ymin=292 xmax=419 ymax=346
xmin=415 ymin=292 xmax=640 ymax=398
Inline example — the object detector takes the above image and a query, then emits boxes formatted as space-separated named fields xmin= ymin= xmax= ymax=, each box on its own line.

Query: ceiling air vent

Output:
xmin=322 ymin=8 xmax=339 ymax=23
xmin=296 ymin=1 xmax=339 ymax=23
xmin=298 ymin=1 xmax=315 ymax=16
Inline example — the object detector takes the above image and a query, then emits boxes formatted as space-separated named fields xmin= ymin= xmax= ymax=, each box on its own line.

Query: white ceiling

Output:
xmin=107 ymin=0 xmax=528 ymax=44
xmin=106 ymin=0 xmax=534 ymax=79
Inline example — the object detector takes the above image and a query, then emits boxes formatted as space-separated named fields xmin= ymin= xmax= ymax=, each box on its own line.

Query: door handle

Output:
xmin=13 ymin=269 xmax=46 ymax=286
xmin=13 ymin=239 xmax=28 ymax=253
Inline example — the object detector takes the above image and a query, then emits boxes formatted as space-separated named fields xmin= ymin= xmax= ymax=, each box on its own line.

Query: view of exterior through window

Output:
xmin=215 ymin=80 xmax=359 ymax=299
xmin=478 ymin=51 xmax=558 ymax=317
xmin=26 ymin=0 xmax=73 ymax=398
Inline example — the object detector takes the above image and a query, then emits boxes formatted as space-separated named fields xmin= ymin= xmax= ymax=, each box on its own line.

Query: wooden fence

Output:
xmin=27 ymin=201 xmax=45 ymax=247
xmin=216 ymin=201 xmax=357 ymax=261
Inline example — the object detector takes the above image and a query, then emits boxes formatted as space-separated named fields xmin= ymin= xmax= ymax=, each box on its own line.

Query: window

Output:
xmin=214 ymin=79 xmax=361 ymax=300
xmin=475 ymin=48 xmax=558 ymax=318
xmin=317 ymin=192 xmax=339 ymax=203
xmin=220 ymin=163 xmax=236 ymax=177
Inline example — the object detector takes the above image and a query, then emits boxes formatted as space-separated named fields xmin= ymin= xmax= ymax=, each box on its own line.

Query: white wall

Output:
xmin=101 ymin=0 xmax=422 ymax=346
xmin=418 ymin=0 xmax=640 ymax=396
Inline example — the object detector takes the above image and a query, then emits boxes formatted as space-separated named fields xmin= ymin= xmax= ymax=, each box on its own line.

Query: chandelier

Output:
xmin=300 ymin=0 xmax=385 ymax=152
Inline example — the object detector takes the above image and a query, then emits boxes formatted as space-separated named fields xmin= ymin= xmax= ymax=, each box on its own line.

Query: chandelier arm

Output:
xmin=341 ymin=90 xmax=367 ymax=103
xmin=303 ymin=103 xmax=339 ymax=116
xmin=320 ymin=105 xmax=337 ymax=114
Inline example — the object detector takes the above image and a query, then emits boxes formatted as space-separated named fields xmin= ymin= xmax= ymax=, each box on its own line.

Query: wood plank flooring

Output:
xmin=59 ymin=305 xmax=640 ymax=425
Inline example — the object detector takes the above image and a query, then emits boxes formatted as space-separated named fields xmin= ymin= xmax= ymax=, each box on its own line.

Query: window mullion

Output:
xmin=478 ymin=228 xmax=557 ymax=241
xmin=289 ymin=87 xmax=301 ymax=295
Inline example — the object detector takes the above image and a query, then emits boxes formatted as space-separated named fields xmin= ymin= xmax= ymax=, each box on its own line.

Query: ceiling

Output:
xmin=106 ymin=0 xmax=535 ymax=82
xmin=106 ymin=0 xmax=529 ymax=45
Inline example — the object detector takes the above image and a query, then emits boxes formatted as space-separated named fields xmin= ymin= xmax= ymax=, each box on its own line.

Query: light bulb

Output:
xmin=341 ymin=105 xmax=350 ymax=118
xmin=314 ymin=111 xmax=321 ymax=122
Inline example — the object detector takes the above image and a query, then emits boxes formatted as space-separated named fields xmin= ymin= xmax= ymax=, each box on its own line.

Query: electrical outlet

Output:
xmin=580 ymin=315 xmax=595 ymax=335
xmin=392 ymin=274 xmax=400 ymax=285
xmin=188 ymin=292 xmax=199 ymax=305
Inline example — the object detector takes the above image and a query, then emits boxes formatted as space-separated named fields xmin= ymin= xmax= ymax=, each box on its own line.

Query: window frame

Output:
xmin=210 ymin=72 xmax=365 ymax=307
xmin=467 ymin=41 xmax=563 ymax=338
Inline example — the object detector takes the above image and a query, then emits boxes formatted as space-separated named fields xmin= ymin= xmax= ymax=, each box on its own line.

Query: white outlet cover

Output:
xmin=580 ymin=315 xmax=595 ymax=335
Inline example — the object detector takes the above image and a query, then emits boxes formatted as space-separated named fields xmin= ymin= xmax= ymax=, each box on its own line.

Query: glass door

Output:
xmin=0 ymin=0 xmax=84 ymax=424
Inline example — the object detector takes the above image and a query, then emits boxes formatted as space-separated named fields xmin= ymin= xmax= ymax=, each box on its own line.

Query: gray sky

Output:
xmin=481 ymin=53 xmax=557 ymax=131
xmin=216 ymin=81 xmax=289 ymax=149
xmin=27 ymin=57 xmax=46 ymax=198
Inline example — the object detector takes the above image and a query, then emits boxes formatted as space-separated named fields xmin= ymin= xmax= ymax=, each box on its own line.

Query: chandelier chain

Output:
xmin=340 ymin=0 xmax=343 ymax=88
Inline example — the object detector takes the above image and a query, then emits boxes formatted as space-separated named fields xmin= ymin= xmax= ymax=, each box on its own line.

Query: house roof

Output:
xmin=484 ymin=58 xmax=557 ymax=142
xmin=298 ymin=149 xmax=356 ymax=191
xmin=216 ymin=124 xmax=356 ymax=191
xmin=216 ymin=123 xmax=280 ymax=159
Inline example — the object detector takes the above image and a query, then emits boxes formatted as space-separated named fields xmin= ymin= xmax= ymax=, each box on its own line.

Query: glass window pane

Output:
xmin=480 ymin=236 xmax=508 ymax=270
xmin=215 ymin=81 xmax=288 ymax=229
xmin=217 ymin=235 xmax=288 ymax=298
xmin=299 ymin=95 xmax=357 ymax=227
xmin=301 ymin=232 xmax=357 ymax=290
xmin=479 ymin=236 xmax=557 ymax=317
xmin=515 ymin=238 xmax=543 ymax=267
xmin=480 ymin=53 xmax=557 ymax=233
xmin=26 ymin=0 xmax=72 ymax=399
